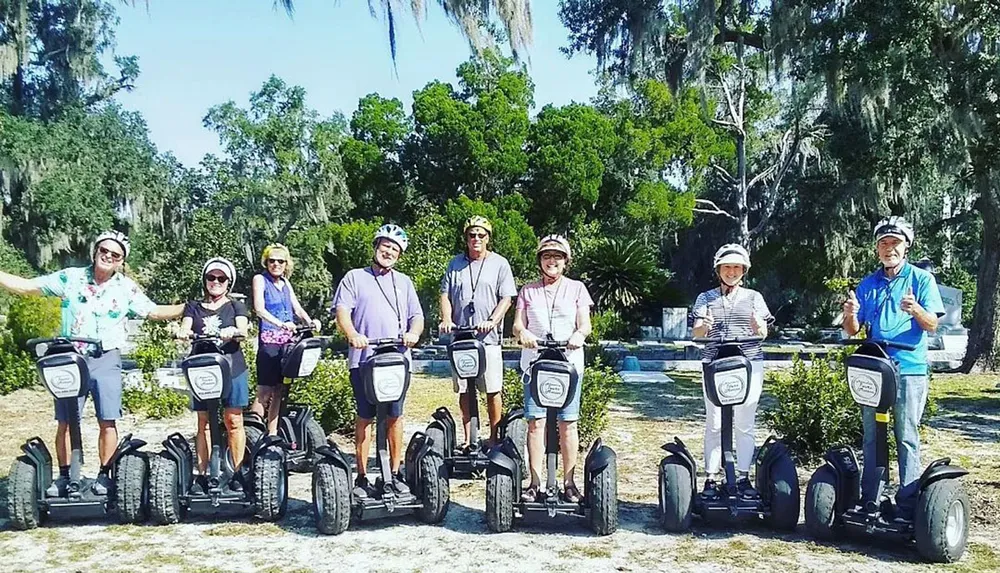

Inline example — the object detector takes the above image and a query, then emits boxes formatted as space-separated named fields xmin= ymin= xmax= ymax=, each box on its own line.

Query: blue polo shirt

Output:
xmin=854 ymin=261 xmax=945 ymax=375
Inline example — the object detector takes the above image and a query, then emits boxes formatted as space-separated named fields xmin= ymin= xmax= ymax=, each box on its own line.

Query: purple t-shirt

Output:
xmin=333 ymin=266 xmax=424 ymax=369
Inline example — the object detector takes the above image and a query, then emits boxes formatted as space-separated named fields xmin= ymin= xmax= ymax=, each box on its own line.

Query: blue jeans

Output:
xmin=862 ymin=374 xmax=928 ymax=512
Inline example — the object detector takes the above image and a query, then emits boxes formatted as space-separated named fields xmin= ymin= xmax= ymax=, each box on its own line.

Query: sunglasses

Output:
xmin=205 ymin=274 xmax=229 ymax=284
xmin=98 ymin=246 xmax=124 ymax=262
xmin=467 ymin=233 xmax=488 ymax=240
xmin=267 ymin=258 xmax=287 ymax=265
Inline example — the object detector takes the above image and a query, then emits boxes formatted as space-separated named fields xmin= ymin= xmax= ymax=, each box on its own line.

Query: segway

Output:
xmin=804 ymin=338 xmax=969 ymax=562
xmin=244 ymin=325 xmax=329 ymax=473
xmin=485 ymin=339 xmax=618 ymax=535
xmin=148 ymin=334 xmax=287 ymax=524
xmin=312 ymin=338 xmax=449 ymax=535
xmin=7 ymin=337 xmax=148 ymax=529
xmin=658 ymin=336 xmax=799 ymax=532
xmin=422 ymin=326 xmax=527 ymax=478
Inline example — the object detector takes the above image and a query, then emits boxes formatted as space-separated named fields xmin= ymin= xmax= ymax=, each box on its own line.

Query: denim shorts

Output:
xmin=350 ymin=367 xmax=406 ymax=420
xmin=54 ymin=350 xmax=124 ymax=422
xmin=522 ymin=371 xmax=581 ymax=422
xmin=192 ymin=370 xmax=250 ymax=411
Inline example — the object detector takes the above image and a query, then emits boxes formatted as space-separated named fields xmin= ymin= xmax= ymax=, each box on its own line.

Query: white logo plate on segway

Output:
xmin=714 ymin=367 xmax=749 ymax=406
xmin=536 ymin=371 xmax=570 ymax=408
xmin=187 ymin=365 xmax=225 ymax=401
xmin=452 ymin=348 xmax=481 ymax=380
xmin=297 ymin=347 xmax=322 ymax=378
xmin=372 ymin=364 xmax=406 ymax=402
xmin=847 ymin=366 xmax=882 ymax=408
xmin=41 ymin=364 xmax=84 ymax=399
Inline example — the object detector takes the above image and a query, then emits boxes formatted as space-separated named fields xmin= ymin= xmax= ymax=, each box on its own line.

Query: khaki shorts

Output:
xmin=452 ymin=344 xmax=504 ymax=394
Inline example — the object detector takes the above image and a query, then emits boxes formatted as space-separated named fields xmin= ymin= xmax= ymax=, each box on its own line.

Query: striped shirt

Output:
xmin=691 ymin=287 xmax=772 ymax=362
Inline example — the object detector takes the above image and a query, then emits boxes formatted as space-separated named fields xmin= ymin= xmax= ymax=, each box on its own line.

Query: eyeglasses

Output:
xmin=205 ymin=274 xmax=229 ymax=284
xmin=540 ymin=252 xmax=566 ymax=261
xmin=98 ymin=246 xmax=124 ymax=262
xmin=267 ymin=258 xmax=287 ymax=265
xmin=467 ymin=233 xmax=488 ymax=240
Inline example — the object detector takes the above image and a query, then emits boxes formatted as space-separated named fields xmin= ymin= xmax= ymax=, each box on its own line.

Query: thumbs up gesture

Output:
xmin=702 ymin=308 xmax=715 ymax=329
xmin=843 ymin=290 xmax=860 ymax=317
xmin=901 ymin=285 xmax=921 ymax=316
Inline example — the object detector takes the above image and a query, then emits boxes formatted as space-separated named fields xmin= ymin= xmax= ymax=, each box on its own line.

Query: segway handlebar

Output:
xmin=26 ymin=337 xmax=104 ymax=358
xmin=693 ymin=336 xmax=765 ymax=344
xmin=452 ymin=325 xmax=479 ymax=336
xmin=538 ymin=339 xmax=570 ymax=349
xmin=189 ymin=333 xmax=247 ymax=343
xmin=839 ymin=338 xmax=917 ymax=351
xmin=370 ymin=337 xmax=406 ymax=347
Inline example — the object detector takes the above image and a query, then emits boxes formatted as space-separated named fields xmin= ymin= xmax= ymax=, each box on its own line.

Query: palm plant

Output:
xmin=577 ymin=237 xmax=668 ymax=315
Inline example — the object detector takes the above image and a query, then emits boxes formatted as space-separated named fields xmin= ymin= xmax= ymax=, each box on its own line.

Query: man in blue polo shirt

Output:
xmin=842 ymin=215 xmax=945 ymax=518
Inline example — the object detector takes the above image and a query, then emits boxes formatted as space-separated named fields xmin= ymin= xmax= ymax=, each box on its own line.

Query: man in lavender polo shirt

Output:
xmin=333 ymin=224 xmax=424 ymax=498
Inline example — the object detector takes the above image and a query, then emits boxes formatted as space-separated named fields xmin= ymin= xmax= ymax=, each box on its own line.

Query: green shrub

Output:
xmin=500 ymin=356 xmax=622 ymax=447
xmin=761 ymin=348 xmax=860 ymax=463
xmin=288 ymin=358 xmax=355 ymax=435
xmin=0 ymin=331 xmax=38 ymax=395
xmin=121 ymin=322 xmax=187 ymax=419
xmin=122 ymin=374 xmax=189 ymax=419
xmin=5 ymin=295 xmax=61 ymax=348
xmin=590 ymin=308 xmax=628 ymax=342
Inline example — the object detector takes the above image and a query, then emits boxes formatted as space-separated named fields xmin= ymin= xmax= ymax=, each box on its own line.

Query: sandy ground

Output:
xmin=1 ymin=373 xmax=999 ymax=573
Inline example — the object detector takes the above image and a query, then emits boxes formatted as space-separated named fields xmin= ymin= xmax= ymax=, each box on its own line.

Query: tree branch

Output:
xmin=710 ymin=163 xmax=737 ymax=186
xmin=694 ymin=199 xmax=739 ymax=221
xmin=926 ymin=202 xmax=983 ymax=234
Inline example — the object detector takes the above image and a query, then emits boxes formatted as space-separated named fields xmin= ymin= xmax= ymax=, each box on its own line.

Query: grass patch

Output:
xmin=257 ymin=568 xmax=313 ymax=573
xmin=66 ymin=539 xmax=102 ymax=561
xmin=950 ymin=542 xmax=1000 ymax=573
xmin=142 ymin=552 xmax=187 ymax=567
xmin=558 ymin=542 xmax=612 ymax=559
xmin=204 ymin=522 xmax=284 ymax=537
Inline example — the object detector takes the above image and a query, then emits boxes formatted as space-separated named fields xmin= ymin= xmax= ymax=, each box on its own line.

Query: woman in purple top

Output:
xmin=249 ymin=243 xmax=321 ymax=436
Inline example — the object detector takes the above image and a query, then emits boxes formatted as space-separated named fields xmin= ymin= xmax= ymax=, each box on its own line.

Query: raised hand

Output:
xmin=843 ymin=290 xmax=860 ymax=317
xmin=900 ymin=285 xmax=920 ymax=315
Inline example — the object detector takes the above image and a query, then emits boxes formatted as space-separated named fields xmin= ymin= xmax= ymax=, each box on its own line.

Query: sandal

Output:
xmin=563 ymin=483 xmax=582 ymax=504
xmin=521 ymin=484 xmax=540 ymax=503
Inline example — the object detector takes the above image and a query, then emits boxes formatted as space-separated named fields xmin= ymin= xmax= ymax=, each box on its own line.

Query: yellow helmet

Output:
xmin=463 ymin=216 xmax=493 ymax=236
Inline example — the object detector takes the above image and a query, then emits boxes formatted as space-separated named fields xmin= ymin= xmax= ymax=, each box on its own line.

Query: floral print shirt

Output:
xmin=33 ymin=267 xmax=156 ymax=351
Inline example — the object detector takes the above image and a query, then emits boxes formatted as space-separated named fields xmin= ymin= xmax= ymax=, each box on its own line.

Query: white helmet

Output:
xmin=713 ymin=243 xmax=751 ymax=270
xmin=536 ymin=234 xmax=572 ymax=261
xmin=92 ymin=230 xmax=130 ymax=260
xmin=202 ymin=257 xmax=236 ymax=292
xmin=373 ymin=224 xmax=409 ymax=253
xmin=874 ymin=216 xmax=914 ymax=245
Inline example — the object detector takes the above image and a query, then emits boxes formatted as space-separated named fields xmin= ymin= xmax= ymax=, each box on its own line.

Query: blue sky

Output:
xmin=111 ymin=1 xmax=599 ymax=167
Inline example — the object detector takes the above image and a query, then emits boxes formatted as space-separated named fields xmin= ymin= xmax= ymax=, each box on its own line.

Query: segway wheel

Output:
xmin=7 ymin=456 xmax=42 ymax=530
xmin=763 ymin=454 xmax=800 ymax=531
xmin=312 ymin=459 xmax=350 ymax=535
xmin=115 ymin=451 xmax=149 ymax=524
xmin=505 ymin=417 xmax=528 ymax=466
xmin=253 ymin=444 xmax=288 ymax=521
xmin=417 ymin=451 xmax=450 ymax=523
xmin=244 ymin=425 xmax=264 ymax=450
xmin=425 ymin=425 xmax=447 ymax=459
xmin=588 ymin=454 xmax=619 ymax=536
xmin=804 ymin=465 xmax=840 ymax=541
xmin=915 ymin=479 xmax=970 ymax=563
xmin=149 ymin=453 xmax=182 ymax=525
xmin=658 ymin=455 xmax=693 ymax=532
xmin=486 ymin=471 xmax=514 ymax=533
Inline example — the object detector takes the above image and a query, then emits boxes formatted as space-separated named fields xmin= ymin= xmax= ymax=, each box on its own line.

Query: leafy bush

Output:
xmin=288 ymin=358 xmax=355 ymax=434
xmin=590 ymin=308 xmax=628 ymax=341
xmin=761 ymin=347 xmax=938 ymax=464
xmin=0 ymin=332 xmax=37 ymax=395
xmin=577 ymin=237 xmax=668 ymax=319
xmin=5 ymin=295 xmax=61 ymax=348
xmin=761 ymin=348 xmax=860 ymax=463
xmin=500 ymin=356 xmax=622 ymax=447
xmin=122 ymin=322 xmax=187 ymax=419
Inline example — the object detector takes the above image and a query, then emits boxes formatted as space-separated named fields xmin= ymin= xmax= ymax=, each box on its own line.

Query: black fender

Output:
xmin=584 ymin=437 xmax=616 ymax=476
xmin=660 ymin=437 xmax=697 ymax=501
xmin=107 ymin=433 xmax=148 ymax=468
xmin=753 ymin=436 xmax=794 ymax=503
xmin=918 ymin=457 xmax=968 ymax=491
xmin=249 ymin=433 xmax=287 ymax=464
xmin=486 ymin=437 xmax=521 ymax=501
xmin=822 ymin=445 xmax=861 ymax=515
xmin=498 ymin=408 xmax=525 ymax=438
xmin=315 ymin=442 xmax=355 ymax=504
xmin=162 ymin=432 xmax=195 ymax=494
xmin=279 ymin=404 xmax=314 ymax=450
xmin=428 ymin=407 xmax=456 ymax=459
xmin=243 ymin=410 xmax=266 ymax=429
xmin=403 ymin=431 xmax=440 ymax=497
xmin=20 ymin=437 xmax=54 ymax=501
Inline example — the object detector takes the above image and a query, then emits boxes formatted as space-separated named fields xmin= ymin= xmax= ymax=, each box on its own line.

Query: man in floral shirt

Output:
xmin=0 ymin=231 xmax=183 ymax=495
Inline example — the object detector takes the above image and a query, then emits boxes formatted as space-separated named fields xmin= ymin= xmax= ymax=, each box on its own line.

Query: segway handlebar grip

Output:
xmin=370 ymin=337 xmax=406 ymax=347
xmin=538 ymin=340 xmax=570 ymax=349
xmin=26 ymin=336 xmax=104 ymax=357
xmin=692 ymin=336 xmax=765 ymax=344
xmin=839 ymin=338 xmax=917 ymax=351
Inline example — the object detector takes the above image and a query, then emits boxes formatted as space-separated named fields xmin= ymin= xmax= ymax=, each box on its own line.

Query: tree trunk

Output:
xmin=961 ymin=178 xmax=1000 ymax=372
